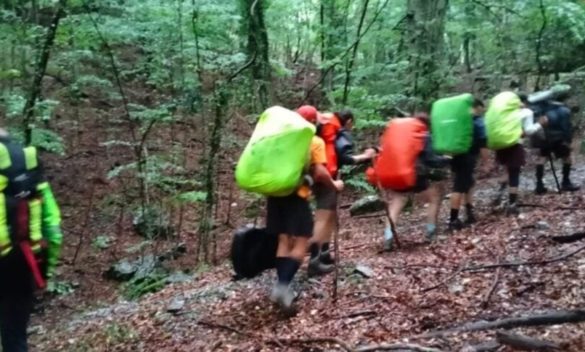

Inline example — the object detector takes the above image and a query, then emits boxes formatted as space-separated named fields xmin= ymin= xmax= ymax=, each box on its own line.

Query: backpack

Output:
xmin=366 ymin=118 xmax=427 ymax=191
xmin=0 ymin=137 xmax=48 ymax=287
xmin=529 ymin=102 xmax=572 ymax=147
xmin=316 ymin=113 xmax=343 ymax=177
xmin=485 ymin=92 xmax=523 ymax=150
xmin=431 ymin=94 xmax=474 ymax=155
xmin=231 ymin=227 xmax=277 ymax=279
xmin=235 ymin=106 xmax=315 ymax=196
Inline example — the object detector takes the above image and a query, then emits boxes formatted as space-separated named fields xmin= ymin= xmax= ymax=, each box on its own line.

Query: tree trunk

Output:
xmin=404 ymin=0 xmax=449 ymax=108
xmin=342 ymin=0 xmax=369 ymax=105
xmin=22 ymin=0 xmax=65 ymax=145
xmin=241 ymin=0 xmax=271 ymax=108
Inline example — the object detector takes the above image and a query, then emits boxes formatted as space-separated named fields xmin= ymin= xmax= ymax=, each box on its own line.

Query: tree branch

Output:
xmin=464 ymin=243 xmax=585 ymax=271
xmin=418 ymin=309 xmax=585 ymax=339
xmin=302 ymin=0 xmax=391 ymax=103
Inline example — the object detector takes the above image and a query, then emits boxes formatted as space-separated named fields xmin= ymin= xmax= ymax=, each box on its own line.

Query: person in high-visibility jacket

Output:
xmin=0 ymin=128 xmax=62 ymax=352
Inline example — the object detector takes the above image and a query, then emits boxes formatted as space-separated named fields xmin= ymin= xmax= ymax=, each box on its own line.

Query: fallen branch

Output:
xmin=421 ymin=262 xmax=467 ymax=293
xmin=274 ymin=337 xmax=353 ymax=352
xmin=354 ymin=212 xmax=385 ymax=219
xmin=465 ymin=243 xmax=585 ymax=271
xmin=197 ymin=320 xmax=252 ymax=337
xmin=355 ymin=343 xmax=445 ymax=352
xmin=496 ymin=331 xmax=561 ymax=351
xmin=418 ymin=309 xmax=585 ymax=338
xmin=480 ymin=257 xmax=501 ymax=309
xmin=551 ymin=232 xmax=585 ymax=244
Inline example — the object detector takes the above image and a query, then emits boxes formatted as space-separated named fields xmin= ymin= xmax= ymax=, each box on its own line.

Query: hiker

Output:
xmin=302 ymin=108 xmax=376 ymax=276
xmin=367 ymin=113 xmax=450 ymax=250
xmin=447 ymin=98 xmax=487 ymax=230
xmin=529 ymin=96 xmax=580 ymax=194
xmin=0 ymin=129 xmax=63 ymax=352
xmin=485 ymin=92 xmax=548 ymax=214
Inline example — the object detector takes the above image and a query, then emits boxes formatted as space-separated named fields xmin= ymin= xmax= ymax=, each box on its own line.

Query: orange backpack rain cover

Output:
xmin=366 ymin=117 xmax=427 ymax=191
xmin=317 ymin=113 xmax=342 ymax=177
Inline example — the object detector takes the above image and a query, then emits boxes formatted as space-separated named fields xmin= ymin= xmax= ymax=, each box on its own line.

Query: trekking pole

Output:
xmin=549 ymin=155 xmax=562 ymax=194
xmin=333 ymin=176 xmax=341 ymax=304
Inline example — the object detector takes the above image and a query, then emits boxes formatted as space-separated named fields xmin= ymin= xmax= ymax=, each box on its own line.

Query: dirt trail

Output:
xmin=29 ymin=156 xmax=585 ymax=351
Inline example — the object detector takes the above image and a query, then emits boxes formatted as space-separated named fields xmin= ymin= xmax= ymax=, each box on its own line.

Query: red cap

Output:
xmin=296 ymin=105 xmax=319 ymax=123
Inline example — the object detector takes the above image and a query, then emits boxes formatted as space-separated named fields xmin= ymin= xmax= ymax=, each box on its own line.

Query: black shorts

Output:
xmin=496 ymin=143 xmax=525 ymax=169
xmin=451 ymin=154 xmax=477 ymax=193
xmin=266 ymin=194 xmax=313 ymax=237
xmin=397 ymin=176 xmax=429 ymax=194
xmin=539 ymin=142 xmax=571 ymax=159
xmin=313 ymin=183 xmax=338 ymax=210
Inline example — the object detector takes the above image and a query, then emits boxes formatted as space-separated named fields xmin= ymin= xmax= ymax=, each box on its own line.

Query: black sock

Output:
xmin=321 ymin=243 xmax=330 ymax=253
xmin=309 ymin=243 xmax=320 ymax=259
xmin=536 ymin=165 xmax=544 ymax=185
xmin=509 ymin=193 xmax=518 ymax=205
xmin=562 ymin=164 xmax=571 ymax=184
xmin=450 ymin=208 xmax=459 ymax=222
xmin=276 ymin=257 xmax=300 ymax=285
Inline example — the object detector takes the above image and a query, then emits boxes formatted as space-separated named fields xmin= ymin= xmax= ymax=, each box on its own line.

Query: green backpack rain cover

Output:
xmin=431 ymin=93 xmax=474 ymax=154
xmin=235 ymin=106 xmax=315 ymax=197
xmin=485 ymin=92 xmax=523 ymax=150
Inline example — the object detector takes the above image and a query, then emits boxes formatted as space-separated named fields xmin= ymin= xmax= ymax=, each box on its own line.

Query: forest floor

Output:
xmin=29 ymin=154 xmax=585 ymax=351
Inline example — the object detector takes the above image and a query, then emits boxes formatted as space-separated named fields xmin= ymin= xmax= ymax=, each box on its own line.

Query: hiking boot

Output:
xmin=319 ymin=250 xmax=334 ymax=265
xmin=562 ymin=181 xmax=581 ymax=192
xmin=535 ymin=184 xmax=548 ymax=195
xmin=308 ymin=258 xmax=334 ymax=277
xmin=505 ymin=203 xmax=519 ymax=216
xmin=448 ymin=218 xmax=464 ymax=232
xmin=383 ymin=239 xmax=393 ymax=252
xmin=465 ymin=212 xmax=476 ymax=225
xmin=270 ymin=283 xmax=295 ymax=312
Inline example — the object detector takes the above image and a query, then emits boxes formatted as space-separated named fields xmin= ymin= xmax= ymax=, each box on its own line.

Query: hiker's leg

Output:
xmin=560 ymin=145 xmax=580 ymax=191
xmin=508 ymin=166 xmax=521 ymax=207
xmin=309 ymin=210 xmax=334 ymax=257
xmin=389 ymin=192 xmax=408 ymax=225
xmin=425 ymin=184 xmax=442 ymax=231
xmin=0 ymin=290 xmax=33 ymax=352
xmin=535 ymin=149 xmax=547 ymax=194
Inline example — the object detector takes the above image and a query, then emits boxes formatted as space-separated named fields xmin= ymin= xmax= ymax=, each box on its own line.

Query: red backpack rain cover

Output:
xmin=317 ymin=113 xmax=342 ymax=177
xmin=366 ymin=117 xmax=427 ymax=191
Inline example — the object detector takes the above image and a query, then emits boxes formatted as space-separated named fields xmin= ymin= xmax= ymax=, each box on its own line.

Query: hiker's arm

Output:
xmin=312 ymin=163 xmax=339 ymax=190
xmin=38 ymin=182 xmax=63 ymax=278
xmin=522 ymin=109 xmax=543 ymax=136
xmin=348 ymin=148 xmax=377 ymax=164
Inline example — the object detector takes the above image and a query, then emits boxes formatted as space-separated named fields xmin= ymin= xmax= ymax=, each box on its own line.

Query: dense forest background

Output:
xmin=1 ymin=1 xmax=585 ymax=350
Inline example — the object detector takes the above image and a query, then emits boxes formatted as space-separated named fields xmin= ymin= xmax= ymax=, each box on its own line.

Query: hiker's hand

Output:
xmin=364 ymin=148 xmax=377 ymax=159
xmin=538 ymin=115 xmax=548 ymax=126
xmin=333 ymin=180 xmax=344 ymax=192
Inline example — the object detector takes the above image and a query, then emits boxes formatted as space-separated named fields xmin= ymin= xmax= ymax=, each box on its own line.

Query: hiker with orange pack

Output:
xmin=367 ymin=113 xmax=450 ymax=251
xmin=303 ymin=108 xmax=376 ymax=276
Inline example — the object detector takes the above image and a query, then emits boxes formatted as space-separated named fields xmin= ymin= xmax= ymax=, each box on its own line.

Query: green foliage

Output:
xmin=123 ymin=272 xmax=167 ymax=300
xmin=92 ymin=235 xmax=114 ymax=250
xmin=47 ymin=280 xmax=75 ymax=296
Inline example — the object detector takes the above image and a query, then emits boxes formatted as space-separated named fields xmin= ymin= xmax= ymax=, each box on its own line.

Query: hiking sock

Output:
xmin=509 ymin=193 xmax=518 ymax=205
xmin=562 ymin=163 xmax=571 ymax=184
xmin=426 ymin=223 xmax=436 ymax=236
xmin=309 ymin=243 xmax=320 ymax=260
xmin=276 ymin=257 xmax=301 ymax=285
xmin=321 ymin=243 xmax=330 ymax=253
xmin=384 ymin=226 xmax=394 ymax=241
xmin=450 ymin=209 xmax=459 ymax=222
xmin=536 ymin=165 xmax=545 ymax=186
